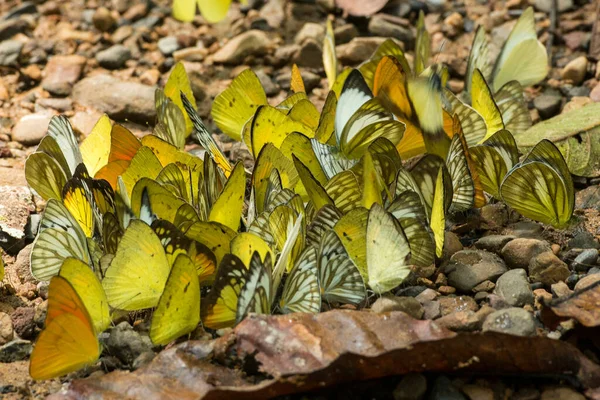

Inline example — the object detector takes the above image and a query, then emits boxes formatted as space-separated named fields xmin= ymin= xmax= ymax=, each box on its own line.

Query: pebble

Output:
xmin=370 ymin=295 xmax=424 ymax=319
xmin=429 ymin=376 xmax=467 ymax=400
xmin=139 ymin=69 xmax=161 ymax=86
xmin=0 ymin=312 xmax=13 ymax=345
xmin=293 ymin=39 xmax=323 ymax=69
xmin=494 ymin=269 xmax=533 ymax=307
xmin=482 ymin=307 xmax=536 ymax=336
xmin=72 ymin=74 xmax=156 ymax=124
xmin=474 ymin=235 xmax=515 ymax=255
xmin=104 ymin=322 xmax=153 ymax=366
xmin=0 ymin=19 xmax=28 ymax=42
xmin=533 ymin=94 xmax=562 ymax=119
xmin=562 ymin=96 xmax=592 ymax=113
xmin=568 ymin=232 xmax=600 ymax=249
xmin=503 ymin=221 xmax=543 ymax=238
xmin=529 ymin=251 xmax=570 ymax=286
xmin=393 ymin=373 xmax=427 ymax=400
xmin=42 ymin=54 xmax=86 ymax=96
xmin=173 ymin=47 xmax=207 ymax=62
xmin=550 ymin=281 xmax=572 ymax=298
xmin=96 ymin=44 xmax=132 ymax=69
xmin=0 ymin=40 xmax=23 ymax=66
xmin=112 ymin=25 xmax=133 ymax=43
xmin=273 ymin=44 xmax=299 ymax=64
xmin=11 ymin=306 xmax=36 ymax=339
xmin=591 ymin=83 xmax=600 ymax=102
xmin=0 ymin=339 xmax=32 ymax=362
xmin=11 ymin=112 xmax=54 ymax=146
xmin=501 ymin=238 xmax=551 ymax=269
xmin=368 ymin=15 xmax=414 ymax=46
xmin=157 ymin=36 xmax=180 ymax=56
xmin=92 ymin=7 xmax=116 ymax=32
xmin=442 ymin=231 xmax=463 ymax=260
xmin=436 ymin=310 xmax=480 ymax=331
xmin=572 ymin=249 xmax=598 ymax=272
xmin=479 ymin=203 xmax=508 ymax=229
xmin=213 ymin=30 xmax=272 ymax=64
xmin=445 ymin=250 xmax=507 ymax=292
xmin=334 ymin=24 xmax=359 ymax=45
xmin=439 ymin=295 xmax=478 ymax=316
xmin=255 ymin=70 xmax=279 ymax=96
xmin=540 ymin=386 xmax=585 ymax=400
xmin=561 ymin=56 xmax=588 ymax=85
xmin=422 ymin=300 xmax=441 ymax=319
xmin=574 ymin=273 xmax=600 ymax=291
xmin=337 ymin=37 xmax=387 ymax=65
xmin=36 ymin=97 xmax=73 ymax=112
xmin=535 ymin=0 xmax=573 ymax=13
xmin=294 ymin=22 xmax=325 ymax=45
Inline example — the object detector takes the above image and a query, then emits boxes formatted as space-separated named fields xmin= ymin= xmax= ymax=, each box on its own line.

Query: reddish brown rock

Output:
xmin=42 ymin=55 xmax=86 ymax=96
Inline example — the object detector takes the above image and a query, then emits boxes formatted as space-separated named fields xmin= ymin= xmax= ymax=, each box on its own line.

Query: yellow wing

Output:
xmin=80 ymin=114 xmax=112 ymax=176
xmin=323 ymin=18 xmax=337 ymax=89
xmin=212 ymin=69 xmax=267 ymax=141
xmin=30 ymin=277 xmax=99 ymax=380
xmin=172 ymin=0 xmax=197 ymax=22
xmin=25 ymin=152 xmax=67 ymax=201
xmin=366 ymin=203 xmax=411 ymax=294
xmin=59 ymin=258 xmax=110 ymax=333
xmin=472 ymin=69 xmax=504 ymax=140
xmin=209 ymin=162 xmax=246 ymax=231
xmin=164 ymin=62 xmax=197 ymax=136
xmin=361 ymin=151 xmax=384 ymax=209
xmin=196 ymin=0 xmax=232 ymax=23
xmin=430 ymin=167 xmax=446 ymax=258
xmin=230 ymin=232 xmax=274 ymax=268
xmin=150 ymin=254 xmax=200 ymax=345
xmin=102 ymin=220 xmax=170 ymax=310
xmin=333 ymin=207 xmax=368 ymax=280
xmin=290 ymin=64 xmax=306 ymax=93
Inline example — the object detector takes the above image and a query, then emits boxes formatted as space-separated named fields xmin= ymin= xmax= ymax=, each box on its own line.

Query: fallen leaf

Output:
xmin=542 ymin=279 xmax=600 ymax=327
xmin=50 ymin=311 xmax=600 ymax=399
xmin=514 ymin=103 xmax=600 ymax=177
xmin=335 ymin=0 xmax=388 ymax=16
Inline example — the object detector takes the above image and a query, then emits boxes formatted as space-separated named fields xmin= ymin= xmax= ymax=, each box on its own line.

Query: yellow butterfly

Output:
xmin=430 ymin=167 xmax=447 ymax=258
xmin=500 ymin=140 xmax=574 ymax=228
xmin=30 ymin=276 xmax=100 ymax=380
xmin=150 ymin=253 xmax=200 ymax=345
xmin=212 ymin=69 xmax=267 ymax=141
xmin=323 ymin=18 xmax=337 ymax=89
xmin=102 ymin=220 xmax=171 ymax=311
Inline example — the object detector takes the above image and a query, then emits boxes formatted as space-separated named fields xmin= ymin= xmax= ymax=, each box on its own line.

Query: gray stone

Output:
xmin=429 ymin=376 xmax=467 ymax=400
xmin=572 ymin=249 xmax=598 ymax=272
xmin=480 ymin=203 xmax=509 ymax=229
xmin=132 ymin=15 xmax=160 ymax=29
xmin=501 ymin=238 xmax=551 ymax=269
xmin=494 ymin=269 xmax=533 ymax=307
xmin=0 ymin=339 xmax=32 ymax=362
xmin=213 ymin=30 xmax=272 ymax=64
xmin=96 ymin=44 xmax=132 ymax=69
xmin=0 ymin=40 xmax=23 ymax=66
xmin=551 ymin=281 xmax=572 ymax=297
xmin=529 ymin=251 xmax=570 ymax=286
xmin=36 ymin=97 xmax=73 ymax=112
xmin=255 ymin=70 xmax=279 ymax=96
xmin=568 ymin=232 xmax=600 ymax=249
xmin=534 ymin=94 xmax=562 ymax=119
xmin=393 ymin=373 xmax=427 ymax=400
xmin=72 ymin=74 xmax=155 ymax=124
xmin=370 ymin=295 xmax=424 ymax=319
xmin=0 ymin=312 xmax=13 ymax=345
xmin=474 ymin=235 xmax=515 ymax=254
xmin=1 ymin=2 xmax=37 ymax=20
xmin=504 ymin=221 xmax=544 ymax=238
xmin=368 ymin=15 xmax=414 ymax=46
xmin=11 ymin=112 xmax=54 ymax=145
xmin=157 ymin=36 xmax=180 ymax=56
xmin=482 ymin=307 xmax=536 ymax=336
xmin=104 ymin=322 xmax=153 ymax=366
xmin=445 ymin=250 xmax=508 ymax=292
xmin=0 ymin=19 xmax=28 ymax=42
xmin=442 ymin=231 xmax=463 ymax=260
xmin=36 ymin=281 xmax=49 ymax=300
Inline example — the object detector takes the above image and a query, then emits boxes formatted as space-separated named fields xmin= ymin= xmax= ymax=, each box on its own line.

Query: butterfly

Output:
xmin=29 ymin=276 xmax=101 ymax=380
xmin=102 ymin=220 xmax=171 ymax=311
xmin=500 ymin=139 xmax=574 ymax=228
xmin=465 ymin=7 xmax=548 ymax=94
xmin=150 ymin=253 xmax=201 ymax=345
xmin=322 ymin=19 xmax=337 ymax=90
xmin=172 ymin=0 xmax=243 ymax=23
